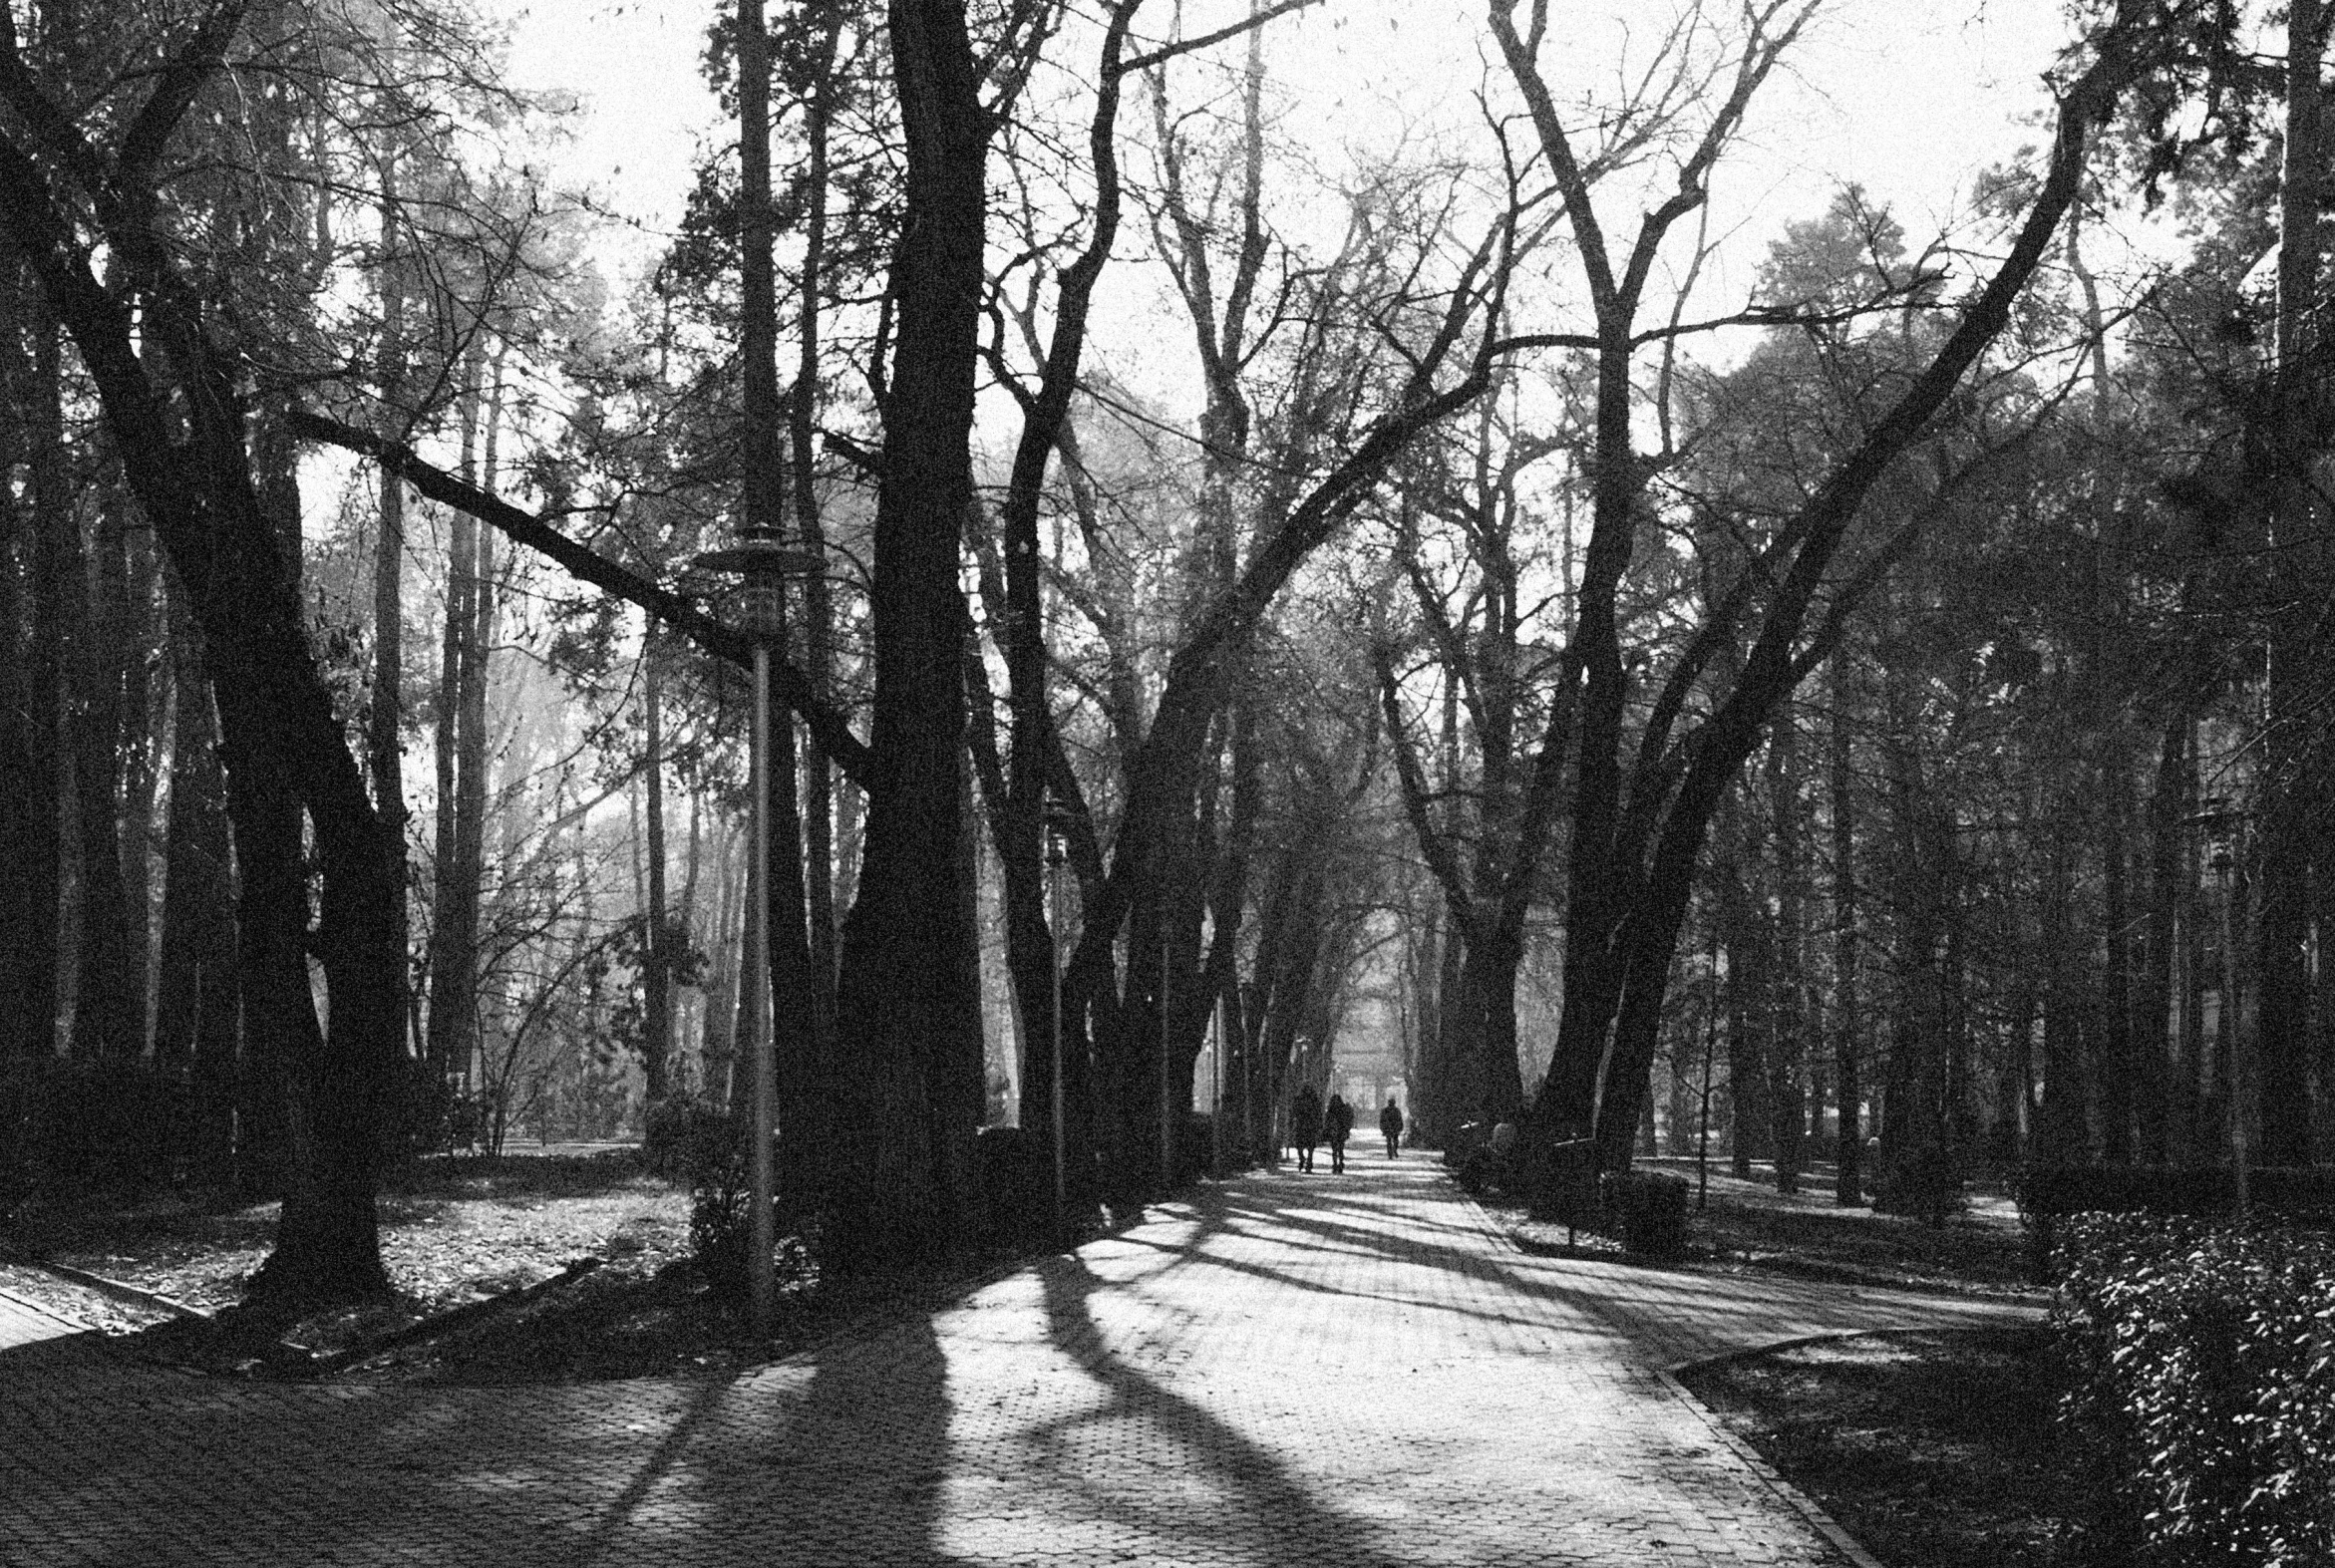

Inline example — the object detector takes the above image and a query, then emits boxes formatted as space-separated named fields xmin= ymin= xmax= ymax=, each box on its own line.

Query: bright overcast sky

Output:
xmin=504 ymin=0 xmax=2080 ymax=262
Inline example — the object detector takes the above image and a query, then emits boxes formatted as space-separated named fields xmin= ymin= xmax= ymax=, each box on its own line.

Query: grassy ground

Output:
xmin=2 ymin=1150 xmax=1064 ymax=1384
xmin=4 ymin=1152 xmax=822 ymax=1382
xmin=7 ymin=1152 xmax=691 ymax=1315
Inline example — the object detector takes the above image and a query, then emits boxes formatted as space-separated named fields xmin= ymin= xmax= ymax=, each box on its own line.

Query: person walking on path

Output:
xmin=1379 ymin=1099 xmax=1404 ymax=1159
xmin=1325 ymin=1094 xmax=1354 ymax=1174
xmin=1290 ymin=1084 xmax=1323 ymax=1172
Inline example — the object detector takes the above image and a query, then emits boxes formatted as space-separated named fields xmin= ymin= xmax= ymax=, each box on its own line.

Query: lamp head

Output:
xmin=690 ymin=531 xmax=824 ymax=637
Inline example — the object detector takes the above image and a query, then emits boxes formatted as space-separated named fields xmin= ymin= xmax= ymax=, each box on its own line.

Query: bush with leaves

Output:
xmin=2053 ymin=1214 xmax=2335 ymax=1567
xmin=686 ymin=1140 xmax=817 ymax=1313
xmin=642 ymin=1095 xmax=732 ymax=1178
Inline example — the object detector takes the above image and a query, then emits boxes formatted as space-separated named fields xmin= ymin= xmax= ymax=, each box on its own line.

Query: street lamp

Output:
xmin=691 ymin=527 xmax=823 ymax=1335
xmin=1045 ymin=806 xmax=1071 ymax=1246
xmin=1160 ymin=930 xmax=1173 ymax=1193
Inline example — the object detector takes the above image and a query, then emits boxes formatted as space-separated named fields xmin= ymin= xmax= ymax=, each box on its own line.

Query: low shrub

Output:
xmin=1870 ymin=1141 xmax=1965 ymax=1226
xmin=2054 ymin=1214 xmax=2335 ymax=1567
xmin=686 ymin=1147 xmax=814 ymax=1311
xmin=643 ymin=1096 xmax=733 ymax=1178
xmin=1600 ymin=1168 xmax=1690 ymax=1259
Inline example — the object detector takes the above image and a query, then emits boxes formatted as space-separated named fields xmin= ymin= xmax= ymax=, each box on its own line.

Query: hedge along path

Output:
xmin=2052 ymin=1214 xmax=2335 ymax=1563
xmin=0 ymin=1161 xmax=2034 ymax=1566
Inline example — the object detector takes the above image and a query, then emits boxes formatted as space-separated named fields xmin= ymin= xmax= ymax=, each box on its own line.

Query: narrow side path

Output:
xmin=0 ymin=1161 xmax=2031 ymax=1566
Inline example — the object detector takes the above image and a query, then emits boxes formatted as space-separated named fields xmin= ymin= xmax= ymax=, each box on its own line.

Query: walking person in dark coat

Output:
xmin=1325 ymin=1094 xmax=1354 ymax=1174
xmin=1290 ymin=1084 xmax=1323 ymax=1172
xmin=1380 ymin=1099 xmax=1404 ymax=1159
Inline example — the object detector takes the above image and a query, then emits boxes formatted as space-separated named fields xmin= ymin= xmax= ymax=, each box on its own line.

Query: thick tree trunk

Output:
xmin=818 ymin=0 xmax=992 ymax=1271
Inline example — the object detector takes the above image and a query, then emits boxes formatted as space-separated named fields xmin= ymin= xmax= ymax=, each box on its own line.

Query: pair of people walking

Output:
xmin=1290 ymin=1089 xmax=1401 ymax=1173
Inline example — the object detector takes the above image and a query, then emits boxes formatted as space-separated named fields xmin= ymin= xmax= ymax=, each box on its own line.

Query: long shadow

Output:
xmin=1136 ymin=1166 xmax=1993 ymax=1367
xmin=0 ymin=1305 xmax=961 ymax=1567
xmin=1115 ymin=1173 xmax=1640 ymax=1335
xmin=1015 ymin=1251 xmax=1415 ymax=1568
xmin=0 ymin=1166 xmax=2005 ymax=1566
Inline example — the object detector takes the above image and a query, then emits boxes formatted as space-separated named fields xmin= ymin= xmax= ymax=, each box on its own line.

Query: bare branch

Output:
xmin=1115 ymin=0 xmax=1323 ymax=78
xmin=288 ymin=410 xmax=872 ymax=782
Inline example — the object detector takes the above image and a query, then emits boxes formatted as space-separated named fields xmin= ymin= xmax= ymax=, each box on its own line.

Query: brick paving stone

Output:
xmin=0 ymin=1161 xmax=2035 ymax=1566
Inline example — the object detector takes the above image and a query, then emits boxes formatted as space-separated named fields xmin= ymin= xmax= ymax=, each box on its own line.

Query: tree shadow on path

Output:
xmin=1015 ymin=1252 xmax=1415 ymax=1568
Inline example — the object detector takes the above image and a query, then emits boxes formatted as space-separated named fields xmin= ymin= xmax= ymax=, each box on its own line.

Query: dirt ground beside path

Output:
xmin=1682 ymin=1324 xmax=2070 ymax=1568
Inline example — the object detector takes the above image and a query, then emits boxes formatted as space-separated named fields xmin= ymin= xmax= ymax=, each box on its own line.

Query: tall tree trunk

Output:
xmin=0 ymin=269 xmax=64 ymax=1061
xmin=1766 ymin=707 xmax=1806 ymax=1193
xmin=2141 ymin=712 xmax=2184 ymax=1163
xmin=424 ymin=352 xmax=483 ymax=1090
xmin=154 ymin=585 xmax=239 ymax=1188
xmin=1829 ymin=662 xmax=1862 ymax=1204
xmin=68 ymin=457 xmax=140 ymax=1061
xmin=2098 ymin=745 xmax=2137 ymax=1164
xmin=2037 ymin=803 xmax=2090 ymax=1162
xmin=3 ymin=6 xmax=400 ymax=1302
xmin=2255 ymin=0 xmax=2326 ymax=1169
xmin=1493 ymin=10 xmax=2156 ymax=1171
xmin=738 ymin=0 xmax=825 ymax=1205
xmin=640 ymin=640 xmax=671 ymax=1105
xmin=1715 ymin=796 xmax=1768 ymax=1175
xmin=791 ymin=0 xmax=844 ymax=1049
xmin=120 ymin=526 xmax=162 ymax=1054
xmin=369 ymin=161 xmax=411 ymax=1067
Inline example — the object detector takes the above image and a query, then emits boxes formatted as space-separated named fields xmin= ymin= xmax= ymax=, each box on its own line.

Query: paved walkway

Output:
xmin=0 ymin=1161 xmax=2033 ymax=1566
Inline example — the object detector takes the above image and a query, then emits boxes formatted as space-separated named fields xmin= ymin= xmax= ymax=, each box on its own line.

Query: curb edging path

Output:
xmin=1 ymin=1162 xmax=2033 ymax=1565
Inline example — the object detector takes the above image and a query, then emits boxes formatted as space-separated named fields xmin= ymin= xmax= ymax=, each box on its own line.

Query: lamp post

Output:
xmin=2214 ymin=837 xmax=2248 ymax=1220
xmin=1046 ymin=807 xmax=1070 ymax=1246
xmin=691 ymin=529 xmax=822 ymax=1335
xmin=1160 ymin=933 xmax=1173 ymax=1192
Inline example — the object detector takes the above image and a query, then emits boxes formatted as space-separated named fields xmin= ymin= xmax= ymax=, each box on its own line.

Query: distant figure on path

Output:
xmin=1325 ymin=1094 xmax=1354 ymax=1174
xmin=1291 ymin=1084 xmax=1324 ymax=1172
xmin=1380 ymin=1099 xmax=1404 ymax=1159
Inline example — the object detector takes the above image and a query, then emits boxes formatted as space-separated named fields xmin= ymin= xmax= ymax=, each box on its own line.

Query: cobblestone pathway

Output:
xmin=0 ymin=1162 xmax=2032 ymax=1567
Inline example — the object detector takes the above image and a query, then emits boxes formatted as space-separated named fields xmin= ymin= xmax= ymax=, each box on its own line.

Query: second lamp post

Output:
xmin=692 ymin=528 xmax=823 ymax=1334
